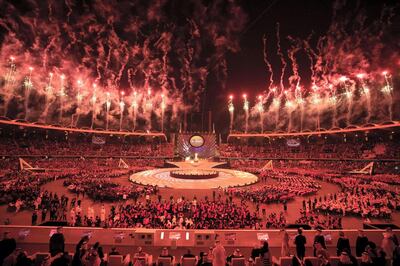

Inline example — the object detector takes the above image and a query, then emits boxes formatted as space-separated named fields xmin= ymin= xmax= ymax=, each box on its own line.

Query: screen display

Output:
xmin=189 ymin=135 xmax=205 ymax=148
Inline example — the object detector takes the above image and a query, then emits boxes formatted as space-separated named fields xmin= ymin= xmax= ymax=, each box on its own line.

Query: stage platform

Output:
xmin=166 ymin=160 xmax=227 ymax=169
xmin=129 ymin=160 xmax=257 ymax=189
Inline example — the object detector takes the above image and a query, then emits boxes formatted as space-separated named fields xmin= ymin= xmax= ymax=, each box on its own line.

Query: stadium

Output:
xmin=0 ymin=1 xmax=399 ymax=266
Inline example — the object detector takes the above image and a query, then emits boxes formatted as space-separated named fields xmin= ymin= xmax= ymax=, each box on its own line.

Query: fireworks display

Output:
xmin=0 ymin=0 xmax=246 ymax=132
xmin=227 ymin=1 xmax=399 ymax=133
xmin=0 ymin=1 xmax=399 ymax=134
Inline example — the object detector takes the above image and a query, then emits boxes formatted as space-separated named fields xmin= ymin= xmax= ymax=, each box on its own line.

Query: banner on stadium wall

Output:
xmin=225 ymin=232 xmax=236 ymax=241
xmin=257 ymin=233 xmax=269 ymax=241
xmin=118 ymin=158 xmax=129 ymax=169
xmin=286 ymin=139 xmax=300 ymax=147
xmin=92 ymin=136 xmax=106 ymax=145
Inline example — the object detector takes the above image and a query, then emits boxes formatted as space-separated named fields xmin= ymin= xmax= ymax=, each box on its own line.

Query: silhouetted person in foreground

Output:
xmin=49 ymin=227 xmax=65 ymax=257
xmin=294 ymin=228 xmax=307 ymax=259
xmin=356 ymin=230 xmax=369 ymax=257
xmin=0 ymin=231 xmax=17 ymax=266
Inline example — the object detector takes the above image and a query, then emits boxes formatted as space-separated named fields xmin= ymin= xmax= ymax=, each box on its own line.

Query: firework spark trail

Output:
xmin=0 ymin=0 xmax=246 ymax=130
xmin=65 ymin=0 xmax=73 ymax=22
xmin=243 ymin=95 xmax=249 ymax=133
xmin=331 ymin=96 xmax=338 ymax=128
xmin=228 ymin=96 xmax=234 ymax=132
xmin=262 ymin=34 xmax=274 ymax=91
xmin=40 ymin=73 xmax=55 ymax=123
xmin=345 ymin=82 xmax=355 ymax=126
xmin=155 ymin=31 xmax=172 ymax=91
xmin=3 ymin=57 xmax=17 ymax=116
xmin=287 ymin=36 xmax=302 ymax=89
xmin=0 ymin=1 xmax=398 ymax=133
xmin=383 ymin=73 xmax=394 ymax=121
xmin=23 ymin=67 xmax=34 ymax=121
xmin=231 ymin=2 xmax=397 ymax=133
xmin=130 ymin=91 xmax=138 ymax=131
xmin=275 ymin=23 xmax=286 ymax=93
xmin=303 ymin=35 xmax=318 ymax=86
xmin=115 ymin=44 xmax=130 ymax=87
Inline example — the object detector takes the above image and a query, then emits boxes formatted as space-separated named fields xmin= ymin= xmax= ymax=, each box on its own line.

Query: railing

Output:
xmin=0 ymin=119 xmax=167 ymax=139
xmin=1 ymin=225 xmax=397 ymax=249
xmin=228 ymin=121 xmax=400 ymax=139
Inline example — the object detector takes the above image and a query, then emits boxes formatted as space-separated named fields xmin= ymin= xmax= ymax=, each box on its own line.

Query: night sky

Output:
xmin=0 ymin=0 xmax=399 ymax=134
xmin=212 ymin=0 xmax=400 ymax=133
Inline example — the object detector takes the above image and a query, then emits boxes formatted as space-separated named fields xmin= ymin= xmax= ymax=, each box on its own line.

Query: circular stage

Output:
xmin=129 ymin=168 xmax=258 ymax=189
xmin=170 ymin=169 xmax=219 ymax=179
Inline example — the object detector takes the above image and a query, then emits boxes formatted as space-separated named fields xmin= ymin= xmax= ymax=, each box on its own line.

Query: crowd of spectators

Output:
xmin=0 ymin=132 xmax=174 ymax=157
xmin=295 ymin=213 xmax=342 ymax=230
xmin=0 ymin=157 xmax=163 ymax=220
xmin=312 ymin=176 xmax=399 ymax=219
xmin=229 ymin=172 xmax=320 ymax=205
xmin=97 ymin=198 xmax=259 ymax=229
xmin=2 ymin=226 xmax=400 ymax=266
xmin=0 ymin=171 xmax=75 ymax=212
xmin=263 ymin=212 xmax=287 ymax=229
xmin=220 ymin=137 xmax=400 ymax=160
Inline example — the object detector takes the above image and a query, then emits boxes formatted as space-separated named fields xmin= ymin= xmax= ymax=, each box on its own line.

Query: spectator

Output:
xmin=197 ymin=252 xmax=205 ymax=266
xmin=227 ymin=249 xmax=243 ymax=264
xmin=337 ymin=231 xmax=351 ymax=256
xmin=182 ymin=250 xmax=195 ymax=258
xmin=49 ymin=227 xmax=65 ymax=257
xmin=381 ymin=231 xmax=396 ymax=263
xmin=292 ymin=256 xmax=313 ymax=266
xmin=338 ymin=251 xmax=355 ymax=265
xmin=317 ymin=253 xmax=331 ymax=266
xmin=109 ymin=247 xmax=120 ymax=256
xmin=294 ymin=228 xmax=307 ymax=259
xmin=49 ymin=252 xmax=71 ymax=266
xmin=199 ymin=253 xmax=212 ymax=266
xmin=86 ymin=247 xmax=101 ymax=266
xmin=374 ymin=250 xmax=387 ymax=266
xmin=31 ymin=211 xmax=38 ymax=226
xmin=212 ymin=240 xmax=226 ymax=266
xmin=359 ymin=251 xmax=374 ymax=266
xmin=259 ymin=241 xmax=272 ymax=266
xmin=72 ymin=236 xmax=89 ymax=266
xmin=393 ymin=245 xmax=400 ymax=266
xmin=2 ymin=248 xmax=21 ymax=266
xmin=386 ymin=228 xmax=399 ymax=246
xmin=159 ymin=247 xmax=173 ymax=264
xmin=314 ymin=242 xmax=329 ymax=259
xmin=250 ymin=246 xmax=260 ymax=260
xmin=313 ymin=229 xmax=326 ymax=256
xmin=91 ymin=242 xmax=104 ymax=266
xmin=133 ymin=246 xmax=148 ymax=266
xmin=15 ymin=250 xmax=33 ymax=266
xmin=134 ymin=247 xmax=147 ymax=258
xmin=281 ymin=229 xmax=290 ymax=256
xmin=0 ymin=231 xmax=17 ymax=266
xmin=356 ymin=230 xmax=369 ymax=257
